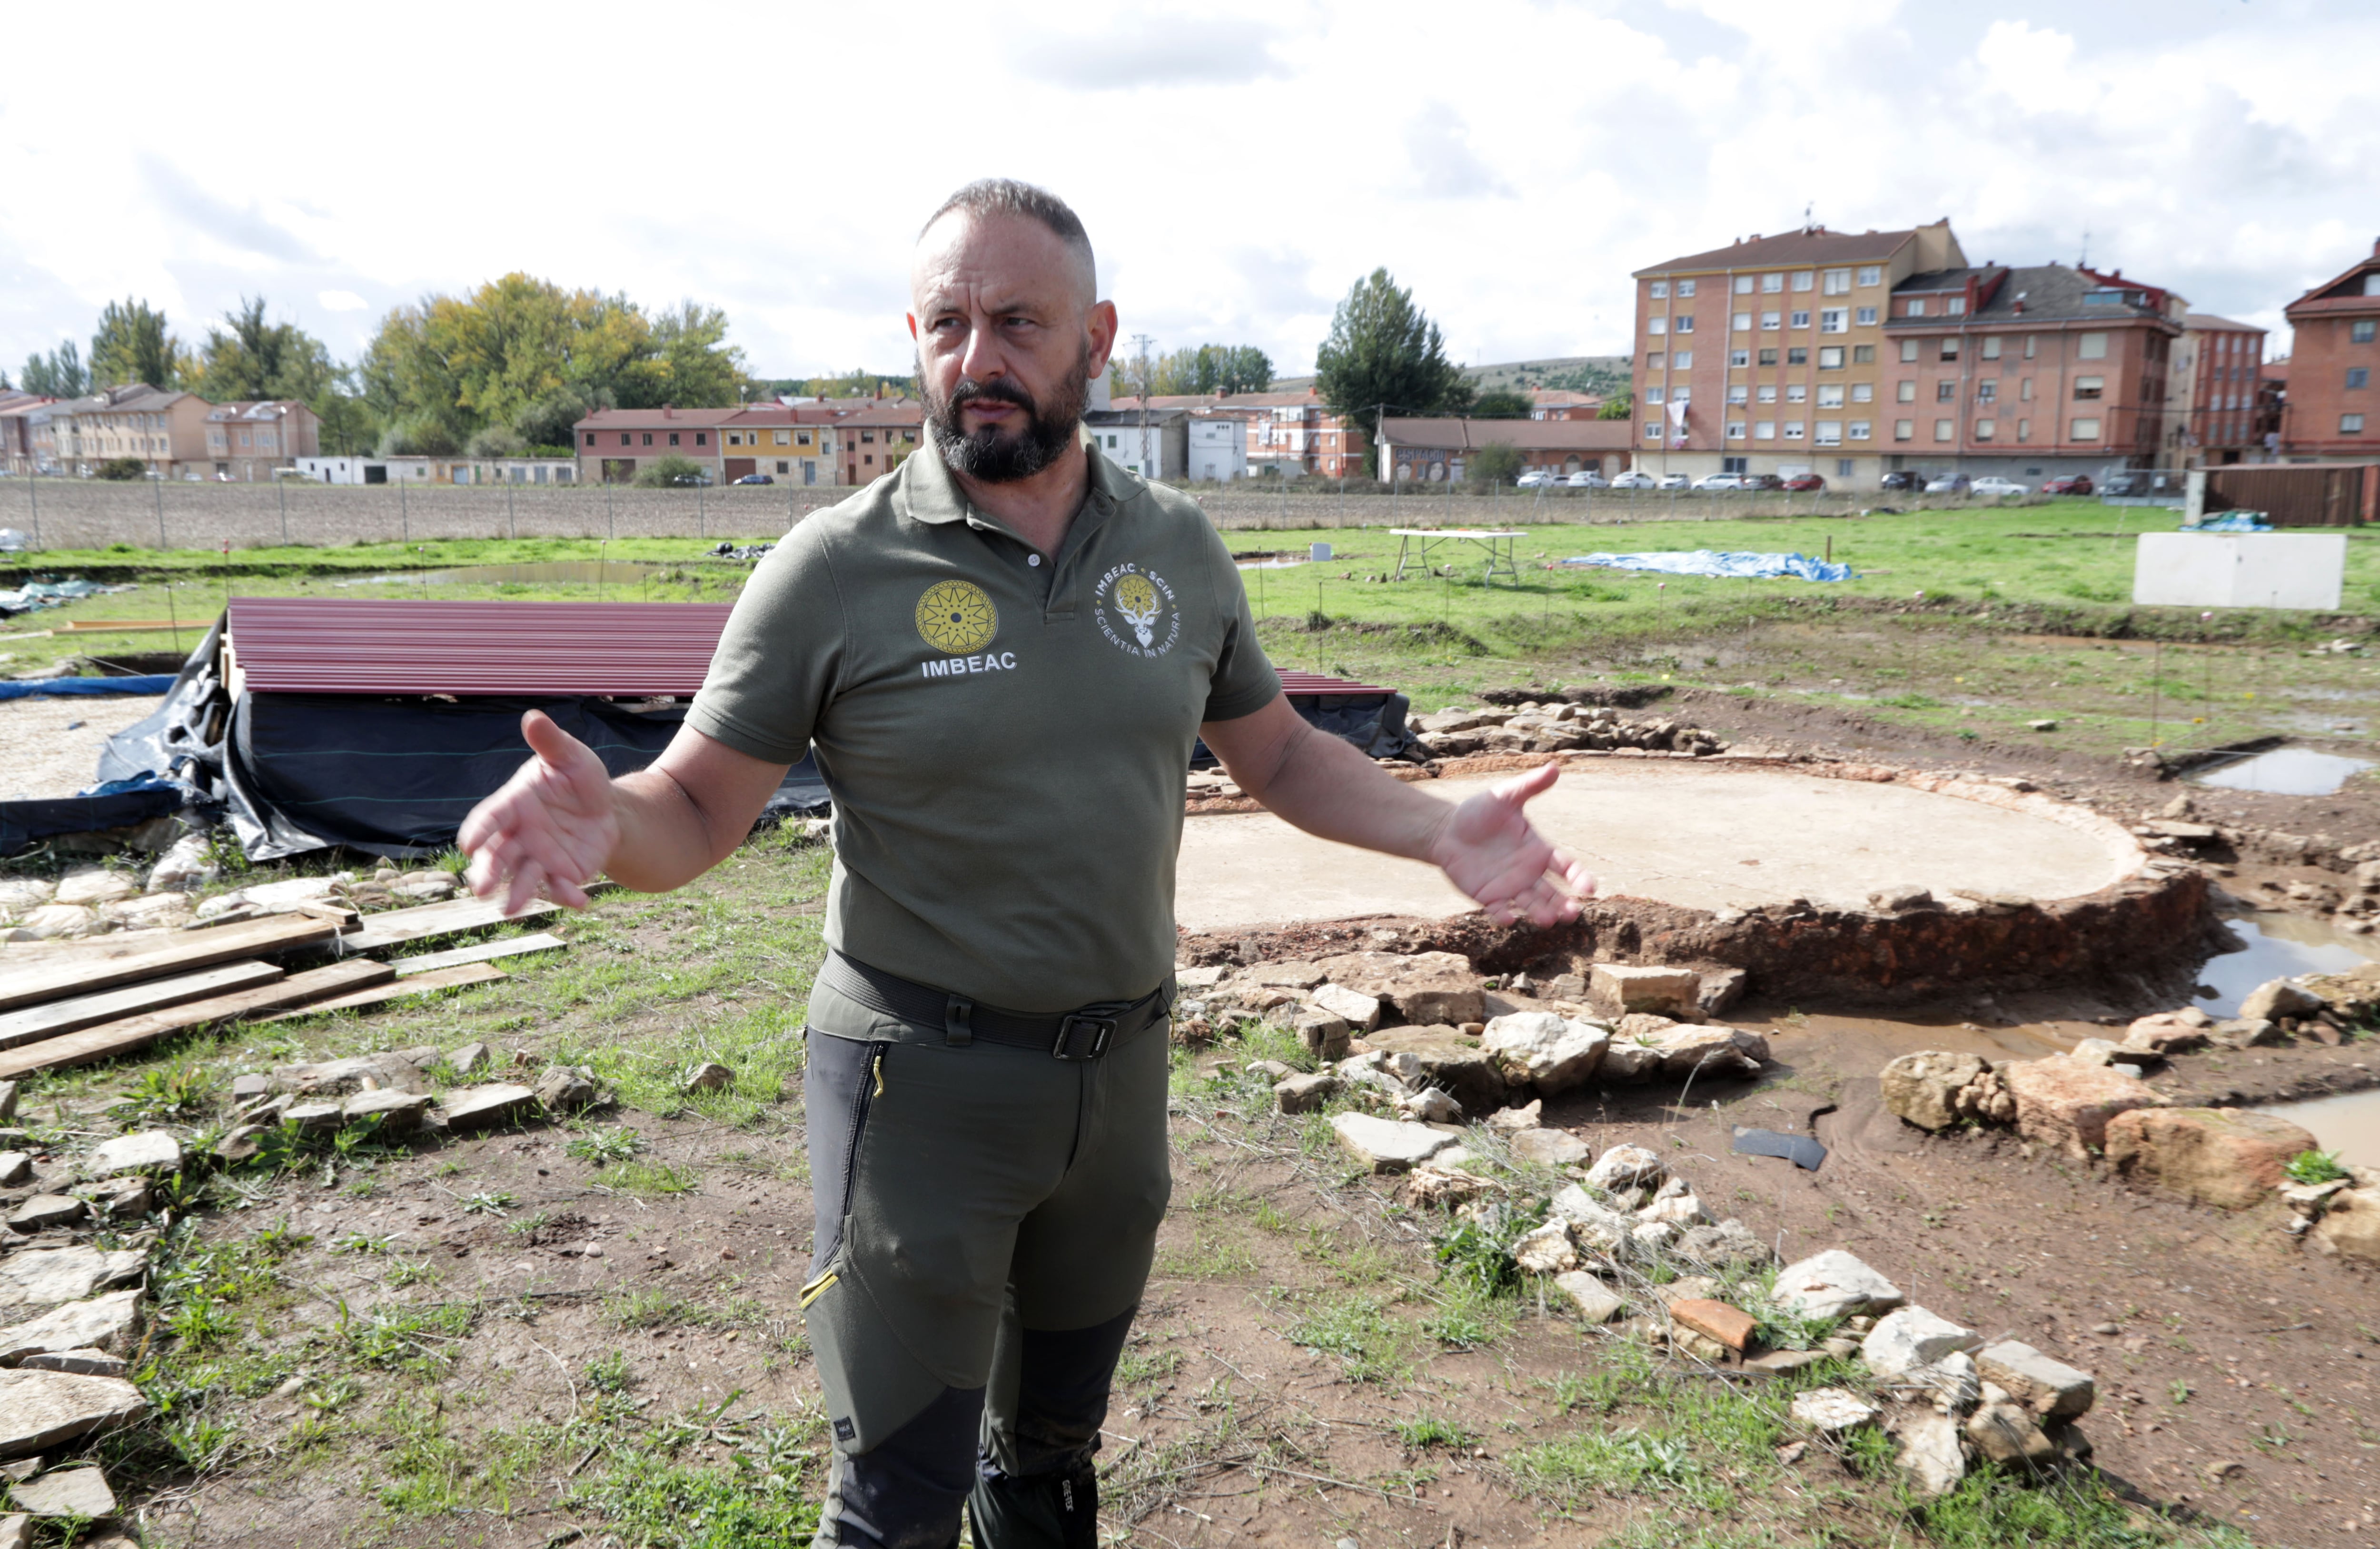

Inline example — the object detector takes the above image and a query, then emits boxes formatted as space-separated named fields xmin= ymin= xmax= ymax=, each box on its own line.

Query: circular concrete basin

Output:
xmin=1174 ymin=761 xmax=2141 ymax=934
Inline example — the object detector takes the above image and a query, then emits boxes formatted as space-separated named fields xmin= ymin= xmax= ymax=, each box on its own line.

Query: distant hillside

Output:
xmin=1465 ymin=356 xmax=1631 ymax=396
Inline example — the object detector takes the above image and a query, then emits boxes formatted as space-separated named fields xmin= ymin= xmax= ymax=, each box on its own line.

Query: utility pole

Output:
xmin=1132 ymin=334 xmax=1155 ymax=478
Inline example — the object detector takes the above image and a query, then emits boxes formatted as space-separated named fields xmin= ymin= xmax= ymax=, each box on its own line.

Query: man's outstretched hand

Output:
xmin=1426 ymin=760 xmax=1597 ymax=925
xmin=460 ymin=710 xmax=619 ymax=915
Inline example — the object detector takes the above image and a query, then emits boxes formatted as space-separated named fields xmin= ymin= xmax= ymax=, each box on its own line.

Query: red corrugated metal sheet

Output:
xmin=225 ymin=598 xmax=1399 ymax=700
xmin=227 ymin=598 xmax=734 ymax=697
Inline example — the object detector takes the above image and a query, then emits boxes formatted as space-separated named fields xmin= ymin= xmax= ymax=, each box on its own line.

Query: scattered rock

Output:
xmin=2238 ymin=978 xmax=2322 ymax=1023
xmin=20 ymin=1350 xmax=127 ymax=1378
xmin=13 ymin=905 xmax=106 ymax=940
xmin=2202 ymin=1459 xmax=2246 ymax=1484
xmin=1250 ymin=960 xmax=1326 ymax=990
xmin=1310 ymin=983 xmax=1382 ymax=1031
xmin=283 ymin=1102 xmax=344 ymax=1133
xmin=2310 ymin=1186 xmax=2380 ymax=1264
xmin=1272 ymin=1073 xmax=1338 ymax=1115
xmin=273 ymin=1051 xmax=435 ymax=1096
xmin=1589 ymin=963 xmax=1702 ymax=1018
xmin=10 ymin=1463 xmax=117 ymax=1517
xmin=1397 ymin=1087 xmax=1462 ymax=1124
xmin=1313 ymin=950 xmax=1484 ymax=1026
xmin=1898 ymin=1351 xmax=1982 ymax=1416
xmin=1638 ymin=1187 xmax=1707 ymax=1226
xmin=228 ymin=1074 xmax=268 ymax=1101
xmin=1327 ymin=1112 xmax=1456 ymax=1173
xmin=0 ymin=1082 xmax=14 ymax=1122
xmin=1999 ymin=1057 xmax=2163 ymax=1157
xmin=1966 ymin=1400 xmax=2058 ymax=1468
xmin=1290 ymin=1005 xmax=1351 ymax=1061
xmin=1395 ymin=1167 xmax=1488 ymax=1211
xmin=1647 ymin=1021 xmax=1766 ymax=1079
xmin=681 ymin=1062 xmax=735 ymax=1095
xmin=1870 ymin=884 xmax=1938 ymax=912
xmin=447 ymin=1041 xmax=494 ymax=1076
xmin=1670 ymin=1298 xmax=1755 ymax=1352
xmin=1880 ymin=1050 xmax=1989 ymax=1132
xmin=1549 ymin=1187 xmax=1635 ymax=1255
xmin=1746 ymin=1348 xmax=1831 ymax=1373
xmin=0 ymin=1514 xmax=23 ymax=1549
xmin=438 ymin=1084 xmax=538 ymax=1131
xmin=533 ymin=1065 xmax=600 ymax=1113
xmin=1973 ymin=1341 xmax=2096 ymax=1421
xmin=2122 ymin=1013 xmax=2210 ymax=1056
xmin=1510 ymin=1128 xmax=1592 ymax=1166
xmin=1885 ymin=1404 xmax=1967 ymax=1496
xmin=1791 ymin=1387 xmax=1878 ymax=1433
xmin=0 ymin=1154 xmax=29 ymax=1189
xmin=1553 ymin=1271 xmax=1626 ymax=1323
xmin=1863 ymin=1307 xmax=1982 ymax=1377
xmin=53 ymin=870 xmax=136 ymax=908
xmin=1486 ymin=1099 xmax=1542 ymax=1132
xmin=1772 ymin=1250 xmax=1905 ymax=1320
xmin=1584 ymin=1144 xmax=1667 ymax=1192
xmin=1479 ymin=1012 xmax=1609 ymax=1094
xmin=2104 ymin=1107 xmax=2315 ymax=1210
xmin=0 ymin=1249 xmax=147 ymax=1313
xmin=1696 ymin=968 xmax=1747 ymax=1018
xmin=6 ymin=1197 xmax=85 ymax=1234
xmin=1512 ymin=1220 xmax=1582 ymax=1275
xmin=85 ymin=1131 xmax=179 ymax=1178
xmin=0 ymin=1290 xmax=142 ymax=1364
xmin=341 ymin=1089 xmax=431 ymax=1135
xmin=0 ymin=1369 xmax=147 ymax=1458
xmin=75 ymin=1178 xmax=146 ymax=1219
xmin=1363 ymin=1026 xmax=1507 ymax=1112
xmin=144 ymin=833 xmax=217 ymax=894
xmin=1673 ymin=1219 xmax=1773 ymax=1269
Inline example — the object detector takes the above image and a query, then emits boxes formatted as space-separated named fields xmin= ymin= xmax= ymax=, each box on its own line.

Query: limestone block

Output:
xmin=9 ymin=1463 xmax=116 ymax=1516
xmin=2238 ymin=978 xmax=2322 ymax=1022
xmin=1509 ymin=1128 xmax=1591 ymax=1166
xmin=1999 ymin=1057 xmax=2163 ymax=1157
xmin=1648 ymin=1022 xmax=1765 ymax=1079
xmin=1553 ymin=1271 xmax=1625 ymax=1323
xmin=1313 ymin=950 xmax=1484 ymax=1027
xmin=2310 ymin=1186 xmax=2380 ymax=1265
xmin=86 ymin=1131 xmax=179 ymax=1177
xmin=1862 ymin=1307 xmax=1981 ymax=1378
xmin=2104 ymin=1107 xmax=2315 ymax=1210
xmin=0 ymin=1369 xmax=147 ymax=1459
xmin=7 ymin=1196 xmax=85 ymax=1233
xmin=1589 ymin=963 xmax=1702 ymax=1017
xmin=438 ymin=1084 xmax=538 ymax=1131
xmin=1772 ymin=1249 xmax=1905 ymax=1320
xmin=1272 ymin=1073 xmax=1338 ymax=1115
xmin=1512 ymin=1220 xmax=1582 ymax=1275
xmin=54 ymin=870 xmax=136 ymax=907
xmin=533 ymin=1065 xmax=600 ymax=1113
xmin=1397 ymin=1087 xmax=1462 ymax=1124
xmin=0 ymin=1290 xmax=143 ymax=1364
xmin=1880 ymin=1051 xmax=1989 ymax=1132
xmin=1363 ymin=1026 xmax=1507 ymax=1113
xmin=0 ymin=1249 xmax=148 ymax=1312
xmin=1395 ymin=1167 xmax=1488 ymax=1211
xmin=1791 ymin=1387 xmax=1877 ymax=1433
xmin=1884 ymin=1405 xmax=1967 ymax=1496
xmin=1974 ymin=1340 xmax=2095 ymax=1421
xmin=1966 ymin=1400 xmax=2058 ymax=1467
xmin=1249 ymin=961 xmax=1326 ymax=990
xmin=1548 ymin=1186 xmax=1633 ymax=1254
xmin=1310 ymin=983 xmax=1382 ymax=1030
xmin=1584 ymin=1144 xmax=1667 ymax=1192
xmin=340 ymin=1089 xmax=431 ymax=1135
xmin=1328 ymin=1112 xmax=1456 ymax=1173
xmin=1486 ymin=1099 xmax=1542 ymax=1132
xmin=1480 ymin=1012 xmax=1607 ymax=1094
xmin=2122 ymin=1014 xmax=2210 ymax=1056
xmin=1673 ymin=1218 xmax=1772 ymax=1269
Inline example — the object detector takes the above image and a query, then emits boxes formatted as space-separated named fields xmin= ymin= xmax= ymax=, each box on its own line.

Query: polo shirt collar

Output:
xmin=898 ymin=426 xmax=1125 ymax=533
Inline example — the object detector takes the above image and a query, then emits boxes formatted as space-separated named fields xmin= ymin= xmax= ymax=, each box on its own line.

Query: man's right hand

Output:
xmin=461 ymin=710 xmax=620 ymax=915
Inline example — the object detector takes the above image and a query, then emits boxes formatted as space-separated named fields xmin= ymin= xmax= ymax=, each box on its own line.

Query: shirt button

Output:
xmin=1028 ymin=554 xmax=1042 ymax=566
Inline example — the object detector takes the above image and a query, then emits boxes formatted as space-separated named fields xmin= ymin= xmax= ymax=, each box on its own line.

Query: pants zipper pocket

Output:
xmin=839 ymin=1041 xmax=887 ymax=1220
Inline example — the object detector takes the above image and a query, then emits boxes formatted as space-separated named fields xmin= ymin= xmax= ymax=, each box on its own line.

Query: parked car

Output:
xmin=1781 ymin=473 xmax=1826 ymax=492
xmin=2100 ymin=470 xmax=2152 ymax=497
xmin=1693 ymin=472 xmax=1750 ymax=491
xmin=1743 ymin=472 xmax=1786 ymax=491
xmin=1972 ymin=476 xmax=2029 ymax=497
xmin=2039 ymin=474 xmax=2094 ymax=496
xmin=1879 ymin=470 xmax=1924 ymax=492
xmin=1924 ymin=473 xmax=1971 ymax=494
xmin=1566 ymin=470 xmax=1609 ymax=488
xmin=1656 ymin=473 xmax=1692 ymax=490
xmin=1517 ymin=469 xmax=1556 ymax=488
xmin=733 ymin=473 xmax=774 ymax=485
xmin=1608 ymin=471 xmax=1658 ymax=489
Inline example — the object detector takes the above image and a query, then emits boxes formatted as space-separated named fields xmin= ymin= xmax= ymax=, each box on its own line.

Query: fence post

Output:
xmin=25 ymin=472 xmax=36 ymax=550
xmin=278 ymin=476 xmax=288 ymax=546
xmin=400 ymin=479 xmax=407 ymax=545
xmin=507 ymin=480 xmax=516 ymax=540
xmin=154 ymin=474 xmax=166 ymax=549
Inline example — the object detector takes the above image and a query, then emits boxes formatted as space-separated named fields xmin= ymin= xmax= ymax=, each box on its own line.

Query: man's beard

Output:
xmin=922 ymin=348 xmax=1090 ymax=483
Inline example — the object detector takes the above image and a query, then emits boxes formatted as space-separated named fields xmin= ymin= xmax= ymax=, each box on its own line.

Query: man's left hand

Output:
xmin=1426 ymin=761 xmax=1597 ymax=925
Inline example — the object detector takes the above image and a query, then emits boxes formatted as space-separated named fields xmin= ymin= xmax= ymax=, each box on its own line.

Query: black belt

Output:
xmin=819 ymin=951 xmax=1171 ymax=1060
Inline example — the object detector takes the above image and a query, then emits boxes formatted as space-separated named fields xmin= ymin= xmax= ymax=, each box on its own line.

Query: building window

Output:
xmin=1646 ymin=386 xmax=1665 ymax=405
xmin=1761 ymin=311 xmax=1781 ymax=330
xmin=2354 ymin=320 xmax=2377 ymax=343
xmin=1673 ymin=351 xmax=1693 ymax=369
xmin=1726 ymin=421 xmax=1746 ymax=439
xmin=1650 ymin=281 xmax=1669 ymax=298
xmin=1857 ymin=265 xmax=1882 ymax=286
xmin=2073 ymin=375 xmax=2104 ymax=400
xmin=1648 ymin=317 xmax=1666 ymax=335
xmin=775 ymin=430 xmax=791 ymax=445
xmin=1936 ymin=381 xmax=1956 ymax=402
xmin=1855 ymin=306 xmax=1878 ymax=327
xmin=1733 ymin=312 xmax=1752 ymax=332
xmin=1818 ymin=346 xmax=1845 ymax=369
xmin=1757 ymin=385 xmax=1777 ymax=404
xmin=1815 ymin=422 xmax=1843 ymax=445
xmin=1758 ymin=348 xmax=1778 ymax=366
xmin=2078 ymin=332 xmax=2109 ymax=360
xmin=1677 ymin=279 xmax=1696 ymax=296
xmin=1900 ymin=339 xmax=1920 ymax=363
xmin=1762 ymin=273 xmax=1783 ymax=293
xmin=1852 ymin=383 xmax=1874 ymax=403
xmin=1646 ymin=351 xmax=1666 ymax=370
xmin=2350 ymin=367 xmax=2371 ymax=389
xmin=797 ymin=432 xmax=812 ymax=446
xmin=1645 ymin=422 xmax=1662 ymax=440
xmin=1730 ymin=349 xmax=1750 ymax=368
xmin=1945 ymin=298 xmax=1966 ymax=316
xmin=1783 ymin=420 xmax=1805 ymax=439
xmin=1792 ymin=272 xmax=1815 ymax=292
xmin=2345 ymin=414 xmax=2369 ymax=434
xmin=1975 ymin=419 xmax=1995 ymax=441
xmin=2071 ymin=417 xmax=2102 ymax=440
xmin=1787 ymin=347 xmax=1808 ymax=365
xmin=1981 ymin=335 xmax=2002 ymax=360
xmin=1906 ymin=299 xmax=1928 ymax=317
xmin=1852 ymin=344 xmax=1875 ymax=365
xmin=2024 ymin=335 xmax=2038 ymax=359
xmin=669 ymin=432 xmax=681 ymax=445
xmin=863 ymin=431 xmax=876 ymax=443
xmin=1727 ymin=385 xmax=1749 ymax=404
xmin=2020 ymin=378 xmax=2034 ymax=401
xmin=1786 ymin=384 xmax=1808 ymax=404
xmin=1790 ymin=309 xmax=1811 ymax=329
xmin=642 ymin=433 xmax=652 ymax=445
xmin=1731 ymin=275 xmax=1755 ymax=295
xmin=2016 ymin=419 xmax=2030 ymax=442
xmin=1755 ymin=421 xmax=1776 ymax=440
xmin=695 ymin=432 xmax=708 ymax=446
xmin=1675 ymin=315 xmax=1694 ymax=334
xmin=1823 ymin=269 xmax=1851 ymax=296
xmin=1894 ymin=419 xmax=1914 ymax=441
xmin=583 ymin=432 xmax=595 ymax=446
xmin=1848 ymin=421 xmax=1872 ymax=441
xmin=1817 ymin=385 xmax=1845 ymax=408
xmin=1940 ymin=339 xmax=1960 ymax=361
xmin=1977 ymin=381 xmax=1997 ymax=404
xmin=1820 ymin=309 xmax=1848 ymax=333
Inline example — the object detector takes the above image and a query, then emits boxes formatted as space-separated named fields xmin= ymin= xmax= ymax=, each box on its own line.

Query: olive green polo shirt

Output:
xmin=687 ymin=441 xmax=1281 ymax=1019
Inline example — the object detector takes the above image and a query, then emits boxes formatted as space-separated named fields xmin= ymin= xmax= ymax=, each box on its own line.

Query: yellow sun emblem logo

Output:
xmin=915 ymin=580 xmax=998 ymax=654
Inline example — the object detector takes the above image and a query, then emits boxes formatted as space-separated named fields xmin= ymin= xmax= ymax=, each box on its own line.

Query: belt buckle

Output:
xmin=1051 ymin=1008 xmax=1122 ymax=1061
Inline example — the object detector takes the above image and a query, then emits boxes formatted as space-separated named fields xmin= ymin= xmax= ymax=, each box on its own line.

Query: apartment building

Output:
xmin=1528 ymin=390 xmax=1604 ymax=420
xmin=2279 ymin=238 xmax=2380 ymax=460
xmin=0 ymin=393 xmax=51 ymax=475
xmin=573 ymin=405 xmax=741 ymax=484
xmin=43 ymin=385 xmax=214 ymax=478
xmin=833 ymin=403 xmax=922 ymax=485
xmin=1630 ymin=221 xmax=1965 ymax=488
xmin=1882 ymin=263 xmax=2183 ymax=480
xmin=715 ymin=405 xmax=837 ymax=486
xmin=2168 ymin=315 xmax=2269 ymax=466
xmin=202 ymin=400 xmax=322 ymax=482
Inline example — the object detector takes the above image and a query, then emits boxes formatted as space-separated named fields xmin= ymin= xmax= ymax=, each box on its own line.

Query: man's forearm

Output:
xmin=604 ymin=766 xmax=741 ymax=892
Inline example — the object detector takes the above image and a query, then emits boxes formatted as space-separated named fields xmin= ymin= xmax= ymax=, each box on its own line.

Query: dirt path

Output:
xmin=0 ymin=692 xmax=163 ymax=799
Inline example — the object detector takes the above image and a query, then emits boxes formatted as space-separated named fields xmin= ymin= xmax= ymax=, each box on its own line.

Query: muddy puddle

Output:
xmin=2187 ymin=745 xmax=2373 ymax=795
xmin=2192 ymin=910 xmax=2379 ymax=1016
xmin=2262 ymin=1088 xmax=2380 ymax=1167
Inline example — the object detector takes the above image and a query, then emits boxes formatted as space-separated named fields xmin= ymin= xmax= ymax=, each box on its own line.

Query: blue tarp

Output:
xmin=0 ymin=674 xmax=180 ymax=701
xmin=2182 ymin=512 xmax=2273 ymax=533
xmin=0 ymin=579 xmax=125 ymax=616
xmin=1560 ymin=550 xmax=1854 ymax=582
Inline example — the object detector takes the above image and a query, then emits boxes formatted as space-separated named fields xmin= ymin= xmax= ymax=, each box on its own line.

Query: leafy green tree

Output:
xmin=1468 ymin=442 xmax=1524 ymax=483
xmin=94 ymin=456 xmax=147 ymax=480
xmin=1597 ymin=388 xmax=1634 ymax=420
xmin=90 ymin=299 xmax=186 ymax=390
xmin=633 ymin=454 xmax=707 ymax=488
xmin=1150 ymin=344 xmax=1275 ymax=397
xmin=1315 ymin=270 xmax=1469 ymax=442
xmin=21 ymin=343 xmax=88 ymax=398
xmin=1470 ymin=387 xmax=1533 ymax=419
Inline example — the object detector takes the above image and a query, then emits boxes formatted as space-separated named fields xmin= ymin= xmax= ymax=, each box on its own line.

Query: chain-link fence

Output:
xmin=0 ymin=472 xmax=2043 ymax=553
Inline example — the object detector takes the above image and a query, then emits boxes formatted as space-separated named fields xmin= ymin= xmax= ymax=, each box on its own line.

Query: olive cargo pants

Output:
xmin=799 ymin=1021 xmax=1172 ymax=1548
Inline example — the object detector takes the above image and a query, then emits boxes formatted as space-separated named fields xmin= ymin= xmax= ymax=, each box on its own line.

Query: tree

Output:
xmin=21 ymin=343 xmax=88 ymax=399
xmin=1149 ymin=343 xmax=1275 ymax=397
xmin=1468 ymin=442 xmax=1524 ymax=483
xmin=93 ymin=456 xmax=147 ymax=481
xmin=1596 ymin=389 xmax=1634 ymax=421
xmin=89 ymin=299 xmax=186 ymax=390
xmin=1315 ymin=269 xmax=1469 ymax=442
xmin=1470 ymin=387 xmax=1534 ymax=419
xmin=633 ymin=454 xmax=707 ymax=488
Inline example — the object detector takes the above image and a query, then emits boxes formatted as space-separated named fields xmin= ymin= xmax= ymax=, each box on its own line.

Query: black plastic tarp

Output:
xmin=1191 ymin=690 xmax=1422 ymax=768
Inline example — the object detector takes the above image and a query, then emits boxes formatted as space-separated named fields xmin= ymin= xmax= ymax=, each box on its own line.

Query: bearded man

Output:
xmin=460 ymin=178 xmax=1592 ymax=1549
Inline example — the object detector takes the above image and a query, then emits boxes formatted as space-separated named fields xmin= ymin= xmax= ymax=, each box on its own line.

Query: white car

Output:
xmin=1656 ymin=474 xmax=1692 ymax=490
xmin=1924 ymin=473 xmax=1971 ymax=494
xmin=1567 ymin=470 xmax=1609 ymax=488
xmin=1516 ymin=469 xmax=1556 ymax=488
xmin=1971 ymin=476 xmax=2029 ymax=497
xmin=1608 ymin=471 xmax=1658 ymax=489
xmin=1693 ymin=472 xmax=1749 ymax=491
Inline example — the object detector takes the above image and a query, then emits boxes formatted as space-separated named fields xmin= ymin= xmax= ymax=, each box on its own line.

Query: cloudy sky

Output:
xmin=3 ymin=0 xmax=2373 ymax=385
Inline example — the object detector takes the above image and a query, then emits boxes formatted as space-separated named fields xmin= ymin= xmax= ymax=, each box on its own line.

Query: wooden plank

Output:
xmin=286 ymin=898 xmax=362 ymax=930
xmin=0 ymin=960 xmax=394 ymax=1079
xmin=258 ymin=962 xmax=508 ymax=1021
xmin=343 ymin=896 xmax=563 ymax=953
xmin=0 ymin=961 xmax=284 ymax=1051
xmin=0 ymin=914 xmax=340 ymax=1014
xmin=392 ymin=933 xmax=565 ymax=977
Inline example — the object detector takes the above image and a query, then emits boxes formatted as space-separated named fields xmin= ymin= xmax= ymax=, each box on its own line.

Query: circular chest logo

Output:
xmin=916 ymin=580 xmax=998 ymax=654
xmin=1095 ymin=563 xmax=1180 ymax=658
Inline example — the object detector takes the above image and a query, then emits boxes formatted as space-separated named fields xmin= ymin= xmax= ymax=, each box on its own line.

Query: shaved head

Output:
xmin=917 ymin=178 xmax=1096 ymax=304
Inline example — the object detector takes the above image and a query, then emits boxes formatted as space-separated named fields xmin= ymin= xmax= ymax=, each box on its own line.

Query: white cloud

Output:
xmin=317 ymin=290 xmax=368 ymax=313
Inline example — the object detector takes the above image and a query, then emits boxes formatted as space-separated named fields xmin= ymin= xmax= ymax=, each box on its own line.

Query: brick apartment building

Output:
xmin=0 ymin=392 xmax=50 ymax=475
xmin=832 ymin=403 xmax=922 ymax=485
xmin=1630 ymin=221 xmax=1966 ymax=488
xmin=1880 ymin=262 xmax=2183 ymax=482
xmin=1529 ymin=390 xmax=1604 ymax=420
xmin=2169 ymin=314 xmax=2269 ymax=466
xmin=2279 ymin=238 xmax=2380 ymax=460
xmin=44 ymin=385 xmax=216 ymax=479
xmin=1112 ymin=389 xmax=1369 ymax=478
xmin=574 ymin=405 xmax=740 ymax=484
xmin=201 ymin=400 xmax=321 ymax=482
